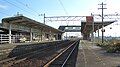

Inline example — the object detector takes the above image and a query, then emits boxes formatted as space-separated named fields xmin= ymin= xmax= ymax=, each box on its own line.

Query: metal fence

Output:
xmin=0 ymin=34 xmax=21 ymax=44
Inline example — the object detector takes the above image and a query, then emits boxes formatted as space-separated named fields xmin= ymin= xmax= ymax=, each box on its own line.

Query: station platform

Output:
xmin=76 ymin=40 xmax=120 ymax=67
xmin=0 ymin=40 xmax=61 ymax=46
xmin=0 ymin=40 xmax=66 ymax=61
xmin=0 ymin=41 xmax=49 ymax=49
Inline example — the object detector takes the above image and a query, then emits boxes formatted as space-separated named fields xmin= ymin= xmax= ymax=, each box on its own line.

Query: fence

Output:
xmin=0 ymin=34 xmax=21 ymax=44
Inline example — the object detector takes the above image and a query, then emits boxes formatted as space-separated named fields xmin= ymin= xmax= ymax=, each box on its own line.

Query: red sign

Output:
xmin=86 ymin=16 xmax=93 ymax=25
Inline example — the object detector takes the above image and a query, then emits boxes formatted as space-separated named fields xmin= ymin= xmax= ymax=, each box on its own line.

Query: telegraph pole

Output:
xmin=91 ymin=13 xmax=94 ymax=44
xmin=98 ymin=2 xmax=107 ymax=43
xmin=39 ymin=13 xmax=46 ymax=24
xmin=43 ymin=13 xmax=45 ymax=24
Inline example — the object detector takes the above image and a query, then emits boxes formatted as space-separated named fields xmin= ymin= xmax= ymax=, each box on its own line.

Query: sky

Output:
xmin=0 ymin=0 xmax=120 ymax=37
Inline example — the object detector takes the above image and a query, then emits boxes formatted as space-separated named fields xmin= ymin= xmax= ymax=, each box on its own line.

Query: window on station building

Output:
xmin=65 ymin=27 xmax=68 ymax=30
xmin=68 ymin=27 xmax=73 ymax=30
xmin=73 ymin=27 xmax=76 ymax=29
xmin=75 ymin=27 xmax=81 ymax=30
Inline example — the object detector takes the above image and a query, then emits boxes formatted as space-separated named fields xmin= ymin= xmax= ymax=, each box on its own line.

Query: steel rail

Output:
xmin=43 ymin=39 xmax=79 ymax=67
xmin=61 ymin=40 xmax=78 ymax=67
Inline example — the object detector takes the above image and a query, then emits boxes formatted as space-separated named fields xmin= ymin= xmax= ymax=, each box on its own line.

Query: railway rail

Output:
xmin=44 ymin=39 xmax=79 ymax=67
xmin=0 ymin=39 xmax=80 ymax=67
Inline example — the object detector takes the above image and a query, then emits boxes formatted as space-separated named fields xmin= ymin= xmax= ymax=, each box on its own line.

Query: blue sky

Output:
xmin=0 ymin=0 xmax=120 ymax=37
xmin=0 ymin=0 xmax=101 ymax=21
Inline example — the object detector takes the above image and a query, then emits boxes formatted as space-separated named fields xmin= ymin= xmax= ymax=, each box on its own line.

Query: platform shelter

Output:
xmin=81 ymin=21 xmax=115 ymax=40
xmin=0 ymin=15 xmax=64 ymax=43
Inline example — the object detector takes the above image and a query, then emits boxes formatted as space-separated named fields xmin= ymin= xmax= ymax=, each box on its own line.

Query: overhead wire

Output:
xmin=58 ymin=0 xmax=68 ymax=15
xmin=0 ymin=1 xmax=9 ymax=16
xmin=98 ymin=0 xmax=107 ymax=3
xmin=14 ymin=0 xmax=46 ymax=23
xmin=0 ymin=11 xmax=10 ymax=16
xmin=2 ymin=0 xmax=37 ymax=19
xmin=14 ymin=0 xmax=40 ymax=15
xmin=57 ymin=0 xmax=69 ymax=25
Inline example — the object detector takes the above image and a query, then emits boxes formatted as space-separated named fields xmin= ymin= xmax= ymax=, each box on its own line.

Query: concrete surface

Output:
xmin=76 ymin=40 xmax=120 ymax=67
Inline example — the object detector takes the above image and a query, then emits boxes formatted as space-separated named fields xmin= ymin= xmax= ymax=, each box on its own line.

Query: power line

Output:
xmin=0 ymin=11 xmax=10 ymax=16
xmin=3 ymin=0 xmax=37 ymax=18
xmin=98 ymin=0 xmax=107 ymax=3
xmin=13 ymin=0 xmax=45 ymax=23
xmin=58 ymin=0 xmax=69 ymax=26
xmin=14 ymin=0 xmax=40 ymax=15
xmin=58 ymin=0 xmax=68 ymax=15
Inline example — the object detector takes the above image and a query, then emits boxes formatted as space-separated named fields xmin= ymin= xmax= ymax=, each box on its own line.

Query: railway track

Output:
xmin=0 ymin=39 xmax=79 ymax=67
xmin=44 ymin=39 xmax=79 ymax=67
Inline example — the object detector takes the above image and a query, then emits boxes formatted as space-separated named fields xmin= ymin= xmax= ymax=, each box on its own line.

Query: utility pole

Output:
xmin=98 ymin=2 xmax=107 ymax=43
xmin=39 ymin=13 xmax=46 ymax=24
xmin=43 ymin=13 xmax=45 ymax=24
xmin=91 ymin=13 xmax=94 ymax=44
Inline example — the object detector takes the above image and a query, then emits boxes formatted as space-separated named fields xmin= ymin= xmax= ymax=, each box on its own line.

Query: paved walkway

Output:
xmin=76 ymin=40 xmax=120 ymax=67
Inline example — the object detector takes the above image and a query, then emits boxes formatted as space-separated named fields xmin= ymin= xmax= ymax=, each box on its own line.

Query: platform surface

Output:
xmin=76 ymin=40 xmax=120 ymax=67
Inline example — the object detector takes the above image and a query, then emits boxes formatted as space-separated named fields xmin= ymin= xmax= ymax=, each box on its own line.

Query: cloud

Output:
xmin=0 ymin=4 xmax=7 ymax=9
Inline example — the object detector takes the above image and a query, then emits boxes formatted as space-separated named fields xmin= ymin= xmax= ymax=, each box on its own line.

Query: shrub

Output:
xmin=96 ymin=42 xmax=109 ymax=49
xmin=106 ymin=46 xmax=117 ymax=53
xmin=106 ymin=43 xmax=120 ymax=53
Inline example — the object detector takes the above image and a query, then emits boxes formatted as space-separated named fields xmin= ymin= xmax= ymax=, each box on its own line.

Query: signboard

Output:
xmin=83 ymin=16 xmax=94 ymax=33
xmin=86 ymin=16 xmax=93 ymax=25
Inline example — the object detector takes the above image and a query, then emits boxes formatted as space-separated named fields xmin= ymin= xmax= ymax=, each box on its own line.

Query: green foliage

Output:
xmin=93 ymin=38 xmax=120 ymax=53
xmin=96 ymin=40 xmax=120 ymax=53
xmin=106 ymin=46 xmax=117 ymax=53
xmin=96 ymin=42 xmax=109 ymax=49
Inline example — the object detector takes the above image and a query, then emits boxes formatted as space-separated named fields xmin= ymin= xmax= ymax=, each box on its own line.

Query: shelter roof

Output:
xmin=81 ymin=21 xmax=115 ymax=34
xmin=2 ymin=16 xmax=64 ymax=33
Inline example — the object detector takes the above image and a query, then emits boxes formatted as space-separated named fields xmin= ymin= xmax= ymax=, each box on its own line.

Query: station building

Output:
xmin=0 ymin=15 xmax=64 ymax=44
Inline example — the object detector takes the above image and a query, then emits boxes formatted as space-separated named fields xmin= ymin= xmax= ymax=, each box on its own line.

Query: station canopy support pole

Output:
xmin=9 ymin=22 xmax=12 ymax=43
xmin=30 ymin=28 xmax=33 ymax=42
